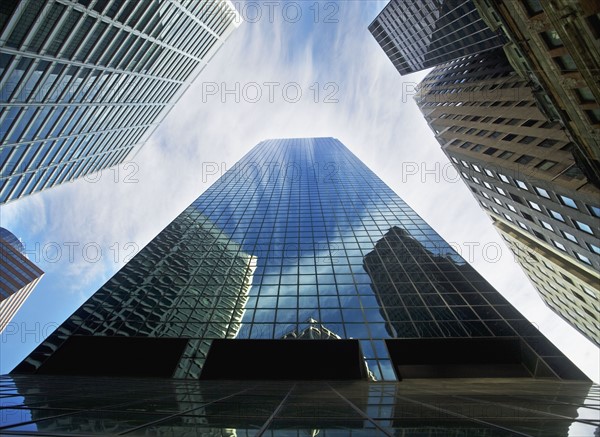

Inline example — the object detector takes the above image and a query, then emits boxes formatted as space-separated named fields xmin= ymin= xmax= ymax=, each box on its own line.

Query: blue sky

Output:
xmin=1 ymin=1 xmax=598 ymax=381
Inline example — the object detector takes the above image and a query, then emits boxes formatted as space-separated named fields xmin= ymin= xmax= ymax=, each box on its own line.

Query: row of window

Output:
xmin=454 ymin=156 xmax=599 ymax=266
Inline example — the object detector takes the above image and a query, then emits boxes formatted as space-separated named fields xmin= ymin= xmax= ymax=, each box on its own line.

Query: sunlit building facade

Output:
xmin=3 ymin=138 xmax=596 ymax=435
xmin=0 ymin=0 xmax=240 ymax=204
xmin=415 ymin=49 xmax=600 ymax=346
xmin=368 ymin=0 xmax=505 ymax=75
xmin=0 ymin=227 xmax=44 ymax=333
xmin=474 ymin=0 xmax=600 ymax=185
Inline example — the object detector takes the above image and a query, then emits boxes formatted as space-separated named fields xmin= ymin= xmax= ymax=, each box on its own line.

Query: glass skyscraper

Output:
xmin=2 ymin=138 xmax=597 ymax=435
xmin=0 ymin=0 xmax=239 ymax=204
xmin=369 ymin=0 xmax=505 ymax=75
xmin=14 ymin=138 xmax=586 ymax=381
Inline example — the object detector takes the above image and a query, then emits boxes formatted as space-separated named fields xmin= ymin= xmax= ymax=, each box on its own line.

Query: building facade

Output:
xmin=368 ymin=0 xmax=505 ymax=75
xmin=0 ymin=227 xmax=44 ymax=333
xmin=474 ymin=0 xmax=600 ymax=185
xmin=0 ymin=0 xmax=240 ymax=204
xmin=415 ymin=49 xmax=600 ymax=345
xmin=2 ymin=138 xmax=596 ymax=435
xmin=14 ymin=138 xmax=587 ymax=382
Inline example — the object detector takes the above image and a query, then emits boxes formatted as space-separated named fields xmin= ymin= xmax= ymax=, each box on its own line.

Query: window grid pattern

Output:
xmin=0 ymin=0 xmax=239 ymax=204
xmin=368 ymin=0 xmax=505 ymax=75
xmin=15 ymin=138 xmax=586 ymax=382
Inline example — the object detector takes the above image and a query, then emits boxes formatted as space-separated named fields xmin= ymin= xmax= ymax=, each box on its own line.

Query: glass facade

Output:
xmin=13 ymin=138 xmax=587 ymax=382
xmin=368 ymin=0 xmax=505 ymax=75
xmin=0 ymin=0 xmax=239 ymax=204
xmin=1 ymin=375 xmax=598 ymax=435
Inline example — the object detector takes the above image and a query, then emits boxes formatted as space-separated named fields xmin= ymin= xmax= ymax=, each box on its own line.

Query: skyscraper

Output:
xmin=474 ymin=0 xmax=600 ymax=185
xmin=415 ymin=49 xmax=600 ymax=345
xmin=2 ymin=138 xmax=596 ymax=434
xmin=14 ymin=138 xmax=587 ymax=382
xmin=0 ymin=227 xmax=44 ymax=333
xmin=368 ymin=0 xmax=505 ymax=75
xmin=0 ymin=0 xmax=240 ymax=204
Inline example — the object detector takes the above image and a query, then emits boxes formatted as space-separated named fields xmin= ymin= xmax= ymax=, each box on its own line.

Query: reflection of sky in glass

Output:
xmin=14 ymin=138 xmax=587 ymax=382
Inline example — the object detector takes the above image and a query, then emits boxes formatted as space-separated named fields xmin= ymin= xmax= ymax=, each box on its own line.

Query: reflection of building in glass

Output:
xmin=0 ymin=0 xmax=239 ymax=204
xmin=14 ymin=138 xmax=587 ymax=384
xmin=0 ymin=227 xmax=44 ymax=332
xmin=14 ymin=214 xmax=256 ymax=378
xmin=281 ymin=318 xmax=341 ymax=340
xmin=415 ymin=48 xmax=600 ymax=346
xmin=4 ymin=375 xmax=597 ymax=435
xmin=368 ymin=0 xmax=505 ymax=75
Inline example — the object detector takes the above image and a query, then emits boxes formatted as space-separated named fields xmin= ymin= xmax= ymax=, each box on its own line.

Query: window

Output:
xmin=483 ymin=147 xmax=497 ymax=155
xmin=528 ymin=200 xmax=542 ymax=211
xmin=515 ymin=180 xmax=528 ymax=190
xmin=541 ymin=30 xmax=563 ymax=48
xmin=575 ymin=87 xmax=595 ymax=103
xmin=554 ymin=54 xmax=577 ymax=71
xmin=461 ymin=172 xmax=470 ymax=180
xmin=521 ymin=120 xmax=537 ymax=127
xmin=561 ymin=231 xmax=578 ymax=243
xmin=519 ymin=135 xmax=535 ymax=144
xmin=588 ymin=243 xmax=600 ymax=256
xmin=506 ymin=118 xmax=520 ymax=126
xmin=503 ymin=213 xmax=513 ymax=222
xmin=483 ymin=181 xmax=492 ymax=190
xmin=516 ymin=155 xmax=534 ymax=165
xmin=540 ymin=220 xmax=553 ymax=231
xmin=522 ymin=212 xmax=534 ymax=222
xmin=552 ymin=240 xmax=567 ymax=251
xmin=536 ymin=160 xmax=557 ymax=171
xmin=502 ymin=133 xmax=517 ymax=141
xmin=460 ymin=160 xmax=469 ymax=168
xmin=523 ymin=1 xmax=543 ymax=17
xmin=484 ymin=169 xmax=494 ymax=178
xmin=533 ymin=230 xmax=546 ymax=241
xmin=575 ymin=252 xmax=592 ymax=265
xmin=472 ymin=164 xmax=481 ymax=173
xmin=558 ymin=195 xmax=577 ymax=209
xmin=534 ymin=187 xmax=550 ymax=198
xmin=574 ymin=220 xmax=593 ymax=235
xmin=498 ymin=174 xmax=510 ymax=183
xmin=518 ymin=221 xmax=528 ymax=230
xmin=549 ymin=210 xmax=565 ymax=222
xmin=588 ymin=204 xmax=600 ymax=218
xmin=451 ymin=156 xmax=459 ymax=164
xmin=482 ymin=192 xmax=490 ymax=199
xmin=472 ymin=177 xmax=481 ymax=184
xmin=496 ymin=187 xmax=507 ymax=196
xmin=494 ymin=197 xmax=502 ymax=205
xmin=510 ymin=193 xmax=524 ymax=204
xmin=537 ymin=139 xmax=557 ymax=148
xmin=491 ymin=207 xmax=500 ymax=214
xmin=498 ymin=151 xmax=513 ymax=159
xmin=507 ymin=204 xmax=517 ymax=213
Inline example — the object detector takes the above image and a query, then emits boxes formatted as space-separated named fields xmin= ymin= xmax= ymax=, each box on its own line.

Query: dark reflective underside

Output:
xmin=0 ymin=375 xmax=598 ymax=436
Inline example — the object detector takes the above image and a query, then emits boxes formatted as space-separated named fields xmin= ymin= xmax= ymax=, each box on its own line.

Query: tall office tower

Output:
xmin=415 ymin=49 xmax=600 ymax=345
xmin=368 ymin=0 xmax=505 ymax=75
xmin=3 ymin=138 xmax=595 ymax=435
xmin=0 ymin=0 xmax=240 ymax=204
xmin=0 ymin=227 xmax=44 ymax=333
xmin=474 ymin=0 xmax=600 ymax=186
